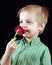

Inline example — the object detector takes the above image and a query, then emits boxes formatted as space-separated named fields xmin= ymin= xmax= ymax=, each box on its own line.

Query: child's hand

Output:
xmin=5 ymin=38 xmax=17 ymax=56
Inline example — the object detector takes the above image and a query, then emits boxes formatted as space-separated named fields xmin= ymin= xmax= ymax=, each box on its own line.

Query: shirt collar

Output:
xmin=22 ymin=37 xmax=41 ymax=46
xmin=31 ymin=37 xmax=41 ymax=46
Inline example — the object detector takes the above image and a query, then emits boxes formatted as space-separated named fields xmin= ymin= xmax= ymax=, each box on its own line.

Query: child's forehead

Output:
xmin=20 ymin=11 xmax=31 ymax=20
xmin=20 ymin=10 xmax=38 ymax=17
xmin=20 ymin=11 xmax=31 ymax=16
xmin=20 ymin=11 xmax=37 ymax=19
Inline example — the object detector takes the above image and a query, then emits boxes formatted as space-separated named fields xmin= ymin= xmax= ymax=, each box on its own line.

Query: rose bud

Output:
xmin=14 ymin=26 xmax=25 ymax=38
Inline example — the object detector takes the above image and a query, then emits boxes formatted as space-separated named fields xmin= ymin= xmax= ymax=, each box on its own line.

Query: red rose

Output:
xmin=14 ymin=26 xmax=25 ymax=38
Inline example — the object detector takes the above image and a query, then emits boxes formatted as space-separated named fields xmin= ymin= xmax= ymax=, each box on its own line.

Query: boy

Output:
xmin=1 ymin=5 xmax=51 ymax=65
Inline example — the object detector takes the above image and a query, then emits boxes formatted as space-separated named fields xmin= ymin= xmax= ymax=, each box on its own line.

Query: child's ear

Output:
xmin=38 ymin=23 xmax=45 ymax=31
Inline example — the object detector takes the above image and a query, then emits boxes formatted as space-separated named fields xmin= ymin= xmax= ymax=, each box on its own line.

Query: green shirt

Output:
xmin=11 ymin=37 xmax=51 ymax=65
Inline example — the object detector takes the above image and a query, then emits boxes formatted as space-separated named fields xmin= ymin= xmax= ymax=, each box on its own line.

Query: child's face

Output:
xmin=19 ymin=11 xmax=40 ymax=39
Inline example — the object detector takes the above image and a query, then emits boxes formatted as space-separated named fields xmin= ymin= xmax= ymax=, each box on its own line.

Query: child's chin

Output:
xmin=22 ymin=34 xmax=30 ymax=38
xmin=22 ymin=34 xmax=28 ymax=37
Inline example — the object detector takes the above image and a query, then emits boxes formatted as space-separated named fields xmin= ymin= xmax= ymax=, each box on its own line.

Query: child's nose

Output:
xmin=22 ymin=24 xmax=27 ymax=28
xmin=23 ymin=26 xmax=27 ymax=28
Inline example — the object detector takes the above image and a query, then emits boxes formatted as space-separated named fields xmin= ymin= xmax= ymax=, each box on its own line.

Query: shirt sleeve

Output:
xmin=42 ymin=47 xmax=51 ymax=65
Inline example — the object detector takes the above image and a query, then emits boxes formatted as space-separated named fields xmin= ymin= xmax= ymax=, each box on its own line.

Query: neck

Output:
xmin=24 ymin=35 xmax=38 ymax=43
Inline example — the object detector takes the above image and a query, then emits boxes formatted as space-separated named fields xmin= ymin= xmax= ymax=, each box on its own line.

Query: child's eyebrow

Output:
xmin=26 ymin=19 xmax=32 ymax=22
xmin=19 ymin=18 xmax=32 ymax=21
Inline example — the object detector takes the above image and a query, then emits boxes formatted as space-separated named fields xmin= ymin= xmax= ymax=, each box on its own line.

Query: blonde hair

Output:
xmin=17 ymin=5 xmax=49 ymax=35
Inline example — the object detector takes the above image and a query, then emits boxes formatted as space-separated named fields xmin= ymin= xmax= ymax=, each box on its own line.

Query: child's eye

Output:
xmin=27 ymin=21 xmax=31 ymax=23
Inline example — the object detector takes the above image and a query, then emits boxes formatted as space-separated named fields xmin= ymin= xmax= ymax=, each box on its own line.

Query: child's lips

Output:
xmin=24 ymin=29 xmax=29 ymax=32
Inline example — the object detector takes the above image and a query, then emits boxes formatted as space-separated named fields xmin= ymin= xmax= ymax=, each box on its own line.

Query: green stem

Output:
xmin=14 ymin=31 xmax=18 ymax=38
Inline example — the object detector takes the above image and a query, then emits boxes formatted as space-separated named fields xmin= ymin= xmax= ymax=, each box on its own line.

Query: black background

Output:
xmin=0 ymin=0 xmax=52 ymax=61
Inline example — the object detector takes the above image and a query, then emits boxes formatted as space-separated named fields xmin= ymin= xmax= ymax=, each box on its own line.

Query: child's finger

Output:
xmin=9 ymin=38 xmax=16 ymax=44
xmin=13 ymin=37 xmax=16 ymax=40
xmin=12 ymin=41 xmax=18 ymax=48
xmin=11 ymin=37 xmax=16 ymax=41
